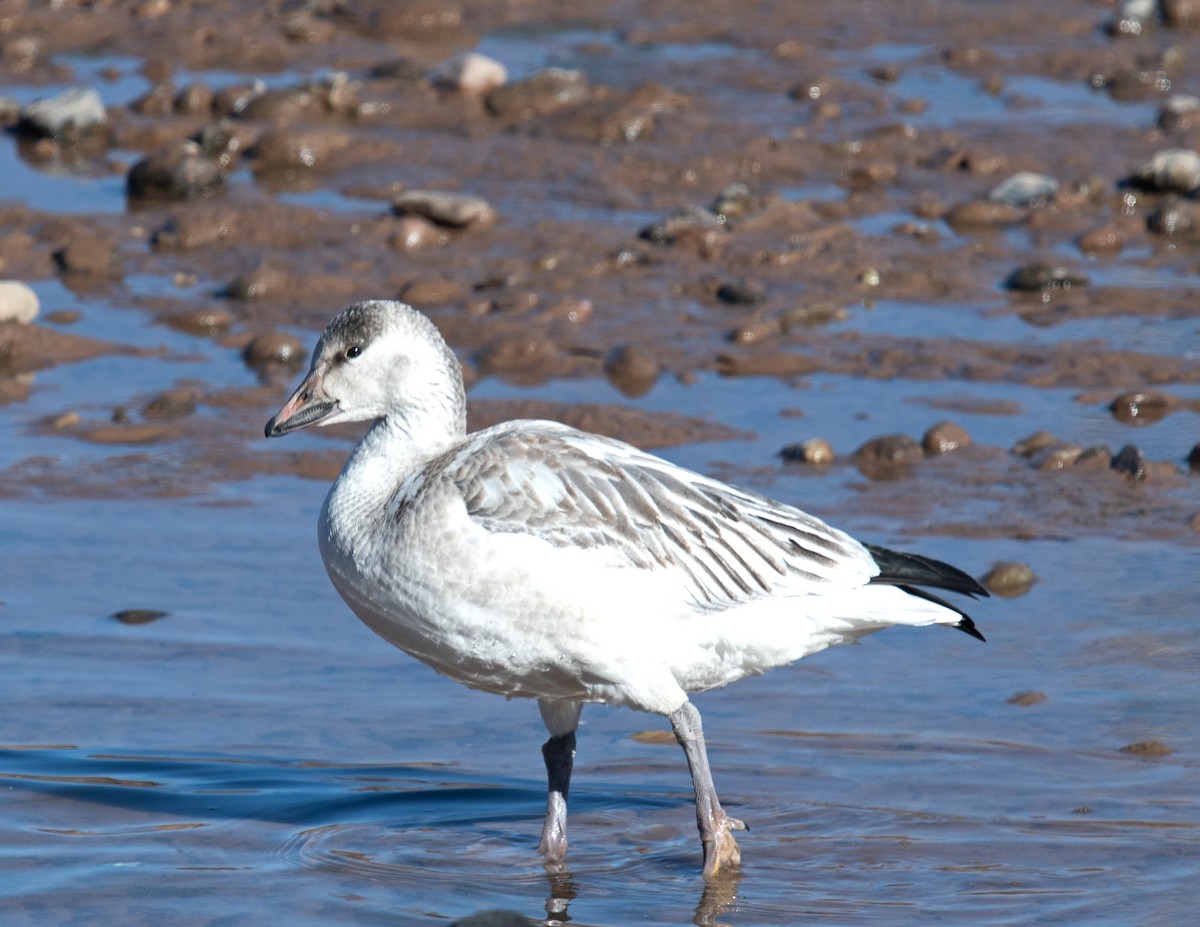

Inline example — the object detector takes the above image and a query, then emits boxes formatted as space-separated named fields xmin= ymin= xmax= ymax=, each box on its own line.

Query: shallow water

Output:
xmin=3 ymin=4 xmax=1200 ymax=925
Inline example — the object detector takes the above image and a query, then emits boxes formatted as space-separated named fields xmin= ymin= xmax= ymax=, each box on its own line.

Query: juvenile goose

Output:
xmin=265 ymin=300 xmax=988 ymax=878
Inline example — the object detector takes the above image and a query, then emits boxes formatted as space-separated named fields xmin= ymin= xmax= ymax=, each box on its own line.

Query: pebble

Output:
xmin=1111 ymin=443 xmax=1146 ymax=480
xmin=175 ymin=82 xmax=215 ymax=115
xmin=1074 ymin=445 xmax=1114 ymax=472
xmin=1118 ymin=740 xmax=1172 ymax=757
xmin=1013 ymin=430 xmax=1059 ymax=457
xmin=780 ymin=437 xmax=835 ymax=465
xmin=1108 ymin=0 xmax=1156 ymax=36
xmin=1007 ymin=690 xmax=1048 ymax=706
xmin=485 ymin=68 xmax=589 ymax=119
xmin=1077 ymin=222 xmax=1128 ymax=253
xmin=388 ymin=216 xmax=446 ymax=250
xmin=987 ymin=171 xmax=1058 ymax=207
xmin=716 ymin=278 xmax=766 ymax=305
xmin=448 ymin=910 xmax=536 ymax=927
xmin=243 ymin=331 xmax=304 ymax=368
xmin=982 ymin=561 xmax=1035 ymax=597
xmin=944 ymin=200 xmax=1025 ymax=228
xmin=0 ymin=280 xmax=39 ymax=323
xmin=710 ymin=183 xmax=763 ymax=219
xmin=1146 ymin=196 xmax=1200 ymax=237
xmin=639 ymin=205 xmax=724 ymax=244
xmin=142 ymin=388 xmax=199 ymax=420
xmin=922 ymin=420 xmax=971 ymax=454
xmin=225 ymin=263 xmax=289 ymax=301
xmin=392 ymin=190 xmax=495 ymax=228
xmin=474 ymin=334 xmax=557 ymax=377
xmin=603 ymin=344 xmax=659 ymax=397
xmin=398 ymin=277 xmax=469 ymax=306
xmin=853 ymin=434 xmax=924 ymax=478
xmin=1034 ymin=444 xmax=1082 ymax=470
xmin=1129 ymin=148 xmax=1200 ymax=194
xmin=1109 ymin=389 xmax=1173 ymax=425
xmin=160 ymin=306 xmax=235 ymax=336
xmin=253 ymin=127 xmax=352 ymax=170
xmin=1158 ymin=93 xmax=1200 ymax=130
xmin=111 ymin=608 xmax=169 ymax=625
xmin=127 ymin=140 xmax=225 ymax=201
xmin=429 ymin=52 xmax=508 ymax=94
xmin=1004 ymin=262 xmax=1088 ymax=293
xmin=17 ymin=87 xmax=107 ymax=140
xmin=54 ymin=239 xmax=122 ymax=278
xmin=1162 ymin=0 xmax=1200 ymax=28
xmin=1187 ymin=442 xmax=1200 ymax=471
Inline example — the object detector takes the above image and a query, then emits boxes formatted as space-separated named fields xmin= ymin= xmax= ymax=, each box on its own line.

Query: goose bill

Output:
xmin=265 ymin=375 xmax=337 ymax=437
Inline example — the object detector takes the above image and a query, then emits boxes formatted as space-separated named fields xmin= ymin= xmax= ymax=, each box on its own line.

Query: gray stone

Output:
xmin=987 ymin=171 xmax=1059 ymax=207
xmin=1130 ymin=148 xmax=1200 ymax=194
xmin=391 ymin=190 xmax=495 ymax=228
xmin=17 ymin=87 xmax=106 ymax=139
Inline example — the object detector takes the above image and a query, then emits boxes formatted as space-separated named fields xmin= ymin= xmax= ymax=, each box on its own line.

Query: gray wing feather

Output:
xmin=414 ymin=421 xmax=875 ymax=610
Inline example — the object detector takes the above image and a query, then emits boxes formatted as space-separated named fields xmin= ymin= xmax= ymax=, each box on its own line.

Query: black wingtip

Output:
xmin=865 ymin=543 xmax=991 ymax=599
xmin=955 ymin=615 xmax=987 ymax=643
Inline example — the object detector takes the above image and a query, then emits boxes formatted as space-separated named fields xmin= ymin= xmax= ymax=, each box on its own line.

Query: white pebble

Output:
xmin=0 ymin=280 xmax=39 ymax=324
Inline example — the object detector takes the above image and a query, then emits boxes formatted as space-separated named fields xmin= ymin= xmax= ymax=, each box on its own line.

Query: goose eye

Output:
xmin=345 ymin=345 xmax=363 ymax=359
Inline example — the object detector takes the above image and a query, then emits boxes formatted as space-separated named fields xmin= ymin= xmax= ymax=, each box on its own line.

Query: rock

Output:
xmin=1111 ymin=443 xmax=1146 ymax=480
xmin=1129 ymin=148 xmax=1200 ymax=194
xmin=710 ymin=183 xmax=763 ymax=219
xmin=1004 ymin=262 xmax=1088 ymax=293
xmin=388 ymin=216 xmax=446 ymax=250
xmin=485 ymin=68 xmax=589 ymax=119
xmin=1109 ymin=389 xmax=1174 ymax=425
xmin=175 ymin=82 xmax=215 ymax=115
xmin=448 ymin=911 xmax=535 ymax=927
xmin=54 ymin=239 xmax=122 ymax=278
xmin=1077 ymin=222 xmax=1128 ymax=253
xmin=944 ymin=200 xmax=1025 ymax=228
xmin=398 ymin=277 xmax=468 ymax=306
xmin=127 ymin=140 xmax=225 ymax=201
xmin=922 ymin=420 xmax=971 ymax=454
xmin=1147 ymin=196 xmax=1200 ymax=237
xmin=716 ymin=278 xmax=766 ymax=305
xmin=142 ymin=388 xmax=199 ymax=420
xmin=603 ymin=344 xmax=659 ymax=397
xmin=392 ymin=190 xmax=495 ymax=228
xmin=429 ymin=52 xmax=508 ymax=94
xmin=1158 ymin=93 xmax=1200 ymax=130
xmin=111 ymin=608 xmax=169 ymax=625
xmin=1007 ymin=690 xmax=1048 ymax=706
xmin=639 ymin=205 xmax=724 ymax=244
xmin=1162 ymin=0 xmax=1200 ymax=28
xmin=1187 ymin=442 xmax=1200 ymax=471
xmin=253 ymin=126 xmax=352 ymax=170
xmin=243 ymin=331 xmax=304 ymax=368
xmin=160 ymin=306 xmax=235 ymax=336
xmin=0 ymin=280 xmax=39 ymax=323
xmin=1013 ymin=430 xmax=1059 ymax=457
xmin=982 ymin=561 xmax=1035 ymax=597
xmin=1074 ymin=446 xmax=1114 ymax=472
xmin=853 ymin=434 xmax=923 ymax=478
xmin=1119 ymin=740 xmax=1172 ymax=756
xmin=225 ymin=262 xmax=289 ymax=301
xmin=987 ymin=171 xmax=1058 ymax=207
xmin=1034 ymin=444 xmax=1082 ymax=471
xmin=780 ymin=437 xmax=835 ymax=465
xmin=1108 ymin=0 xmax=1156 ymax=36
xmin=474 ymin=334 xmax=557 ymax=377
xmin=17 ymin=87 xmax=107 ymax=140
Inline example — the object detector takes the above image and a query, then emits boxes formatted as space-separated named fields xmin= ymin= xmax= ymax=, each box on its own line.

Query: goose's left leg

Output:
xmin=536 ymin=699 xmax=583 ymax=865
xmin=669 ymin=700 xmax=746 ymax=878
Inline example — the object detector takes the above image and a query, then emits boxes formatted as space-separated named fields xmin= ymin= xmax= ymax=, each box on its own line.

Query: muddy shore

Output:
xmin=1 ymin=0 xmax=1197 ymax=543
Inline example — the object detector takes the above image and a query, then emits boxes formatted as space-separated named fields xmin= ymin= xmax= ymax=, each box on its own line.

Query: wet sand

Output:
xmin=1 ymin=1 xmax=1198 ymax=924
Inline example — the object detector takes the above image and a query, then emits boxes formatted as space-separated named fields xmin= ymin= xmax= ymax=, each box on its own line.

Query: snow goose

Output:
xmin=265 ymin=299 xmax=988 ymax=877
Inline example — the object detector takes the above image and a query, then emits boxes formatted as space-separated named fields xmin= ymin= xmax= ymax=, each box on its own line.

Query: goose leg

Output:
xmin=537 ymin=699 xmax=582 ymax=864
xmin=668 ymin=700 xmax=746 ymax=878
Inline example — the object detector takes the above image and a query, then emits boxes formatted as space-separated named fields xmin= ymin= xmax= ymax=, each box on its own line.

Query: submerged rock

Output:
xmin=922 ymin=420 xmax=971 ymax=454
xmin=1110 ymin=389 xmax=1173 ymax=425
xmin=1004 ymin=262 xmax=1088 ymax=293
xmin=603 ymin=344 xmax=659 ymax=397
xmin=982 ymin=561 xmax=1035 ymax=597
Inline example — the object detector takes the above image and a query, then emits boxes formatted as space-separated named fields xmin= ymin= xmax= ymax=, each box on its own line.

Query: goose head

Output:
xmin=265 ymin=300 xmax=466 ymax=440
